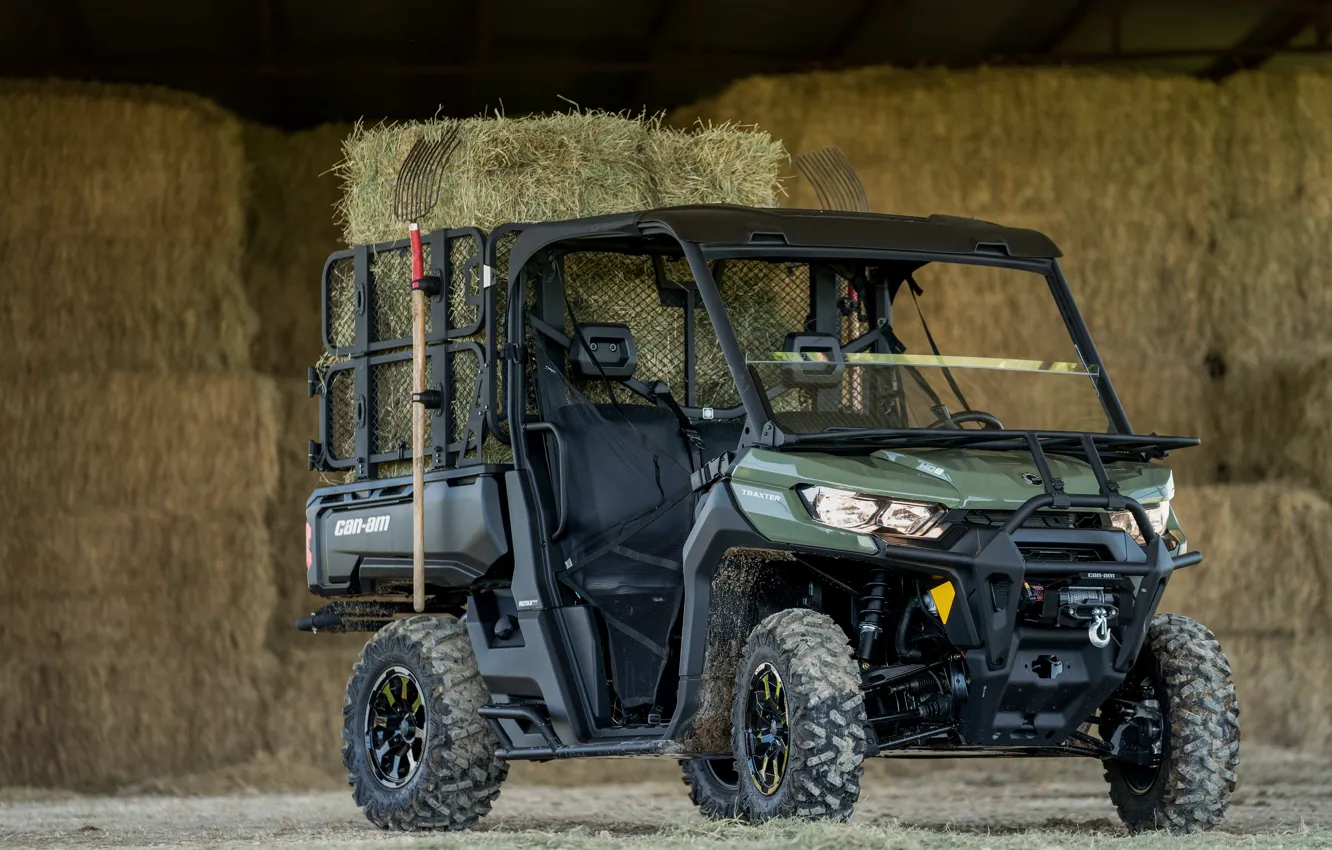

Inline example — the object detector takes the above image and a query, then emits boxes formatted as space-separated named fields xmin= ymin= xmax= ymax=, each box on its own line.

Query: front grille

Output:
xmin=965 ymin=510 xmax=1108 ymax=531
xmin=1017 ymin=545 xmax=1106 ymax=563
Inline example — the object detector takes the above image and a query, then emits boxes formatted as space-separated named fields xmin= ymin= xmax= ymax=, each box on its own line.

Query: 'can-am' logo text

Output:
xmin=334 ymin=515 xmax=391 ymax=536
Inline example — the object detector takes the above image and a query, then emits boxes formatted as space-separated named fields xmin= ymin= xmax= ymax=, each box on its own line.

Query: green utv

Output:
xmin=302 ymin=206 xmax=1238 ymax=832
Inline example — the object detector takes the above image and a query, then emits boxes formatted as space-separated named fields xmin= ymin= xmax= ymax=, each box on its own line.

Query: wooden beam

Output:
xmin=632 ymin=0 xmax=683 ymax=110
xmin=827 ymin=0 xmax=882 ymax=60
xmin=1199 ymin=0 xmax=1332 ymax=80
xmin=1035 ymin=0 xmax=1101 ymax=54
xmin=12 ymin=44 xmax=1332 ymax=82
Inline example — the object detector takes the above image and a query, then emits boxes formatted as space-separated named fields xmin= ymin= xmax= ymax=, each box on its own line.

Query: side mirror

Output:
xmin=781 ymin=332 xmax=844 ymax=388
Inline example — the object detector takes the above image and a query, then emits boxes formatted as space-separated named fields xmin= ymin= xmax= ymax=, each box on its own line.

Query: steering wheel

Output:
xmin=926 ymin=410 xmax=1004 ymax=430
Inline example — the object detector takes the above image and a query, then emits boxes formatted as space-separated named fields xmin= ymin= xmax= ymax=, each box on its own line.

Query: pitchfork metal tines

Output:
xmin=794 ymin=145 xmax=871 ymax=214
xmin=393 ymin=122 xmax=461 ymax=223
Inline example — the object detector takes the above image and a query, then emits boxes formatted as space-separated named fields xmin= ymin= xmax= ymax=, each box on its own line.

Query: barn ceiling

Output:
xmin=1 ymin=0 xmax=1330 ymax=128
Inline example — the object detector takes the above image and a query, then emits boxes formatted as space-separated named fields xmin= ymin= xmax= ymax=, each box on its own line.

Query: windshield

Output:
xmin=703 ymin=256 xmax=1110 ymax=435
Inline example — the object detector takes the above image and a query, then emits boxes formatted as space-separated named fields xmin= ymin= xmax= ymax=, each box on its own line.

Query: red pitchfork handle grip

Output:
xmin=409 ymin=223 xmax=425 ymax=283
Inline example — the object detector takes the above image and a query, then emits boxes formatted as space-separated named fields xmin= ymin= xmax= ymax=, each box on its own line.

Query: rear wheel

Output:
xmin=680 ymin=757 xmax=740 ymax=819
xmin=1103 ymin=614 xmax=1240 ymax=833
xmin=730 ymin=609 xmax=867 ymax=822
xmin=342 ymin=616 xmax=507 ymax=830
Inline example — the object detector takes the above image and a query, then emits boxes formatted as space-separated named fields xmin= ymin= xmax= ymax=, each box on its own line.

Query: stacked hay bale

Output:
xmin=677 ymin=66 xmax=1332 ymax=754
xmin=0 ymin=83 xmax=280 ymax=789
xmin=241 ymin=122 xmax=364 ymax=780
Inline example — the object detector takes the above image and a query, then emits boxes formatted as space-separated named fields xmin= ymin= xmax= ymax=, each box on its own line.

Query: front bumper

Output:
xmin=857 ymin=490 xmax=1191 ymax=747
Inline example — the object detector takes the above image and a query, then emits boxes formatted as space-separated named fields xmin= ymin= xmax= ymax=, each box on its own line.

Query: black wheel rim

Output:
xmin=744 ymin=661 xmax=790 ymax=796
xmin=364 ymin=665 xmax=427 ymax=789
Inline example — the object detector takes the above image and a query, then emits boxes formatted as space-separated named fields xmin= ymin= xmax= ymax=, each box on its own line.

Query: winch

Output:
xmin=1021 ymin=581 xmax=1122 ymax=646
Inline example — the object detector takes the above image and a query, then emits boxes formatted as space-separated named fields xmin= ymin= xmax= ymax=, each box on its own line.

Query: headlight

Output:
xmin=798 ymin=486 xmax=945 ymax=538
xmin=1110 ymin=500 xmax=1170 ymax=544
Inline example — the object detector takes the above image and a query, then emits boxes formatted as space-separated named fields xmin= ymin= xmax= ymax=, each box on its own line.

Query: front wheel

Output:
xmin=730 ymin=609 xmax=867 ymax=822
xmin=342 ymin=616 xmax=507 ymax=830
xmin=1103 ymin=613 xmax=1240 ymax=833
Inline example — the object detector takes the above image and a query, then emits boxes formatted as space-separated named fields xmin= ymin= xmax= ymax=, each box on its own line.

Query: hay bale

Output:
xmin=266 ymin=644 xmax=363 ymax=781
xmin=1163 ymin=485 xmax=1332 ymax=634
xmin=265 ymin=379 xmax=340 ymax=653
xmin=646 ymin=121 xmax=786 ymax=209
xmin=1203 ymin=215 xmax=1332 ymax=360
xmin=0 ymin=506 xmax=277 ymax=789
xmin=1221 ymin=71 xmax=1332 ymax=219
xmin=1219 ymin=632 xmax=1332 ymax=755
xmin=678 ymin=67 xmax=1224 ymax=221
xmin=242 ymin=123 xmax=350 ymax=376
xmin=1 ymin=230 xmax=256 ymax=374
xmin=0 ymin=81 xmax=245 ymax=244
xmin=1205 ymin=354 xmax=1332 ymax=494
xmin=336 ymin=112 xmax=785 ymax=245
xmin=0 ymin=372 xmax=280 ymax=513
xmin=0 ymin=82 xmax=255 ymax=373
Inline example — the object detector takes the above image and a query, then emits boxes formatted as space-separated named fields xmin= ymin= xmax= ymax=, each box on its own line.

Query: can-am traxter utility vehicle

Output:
xmin=301 ymin=205 xmax=1239 ymax=833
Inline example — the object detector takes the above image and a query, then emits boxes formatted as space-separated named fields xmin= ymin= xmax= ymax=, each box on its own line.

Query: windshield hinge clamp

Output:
xmin=1049 ymin=478 xmax=1071 ymax=510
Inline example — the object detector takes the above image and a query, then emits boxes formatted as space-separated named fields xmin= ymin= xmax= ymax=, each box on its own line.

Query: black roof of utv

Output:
xmin=505 ymin=205 xmax=1062 ymax=276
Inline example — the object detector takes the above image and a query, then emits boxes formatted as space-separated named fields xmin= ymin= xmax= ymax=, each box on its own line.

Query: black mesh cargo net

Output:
xmin=531 ymin=329 xmax=695 ymax=711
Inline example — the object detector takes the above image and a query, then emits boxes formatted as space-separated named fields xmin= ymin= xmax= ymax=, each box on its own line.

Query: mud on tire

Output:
xmin=342 ymin=616 xmax=508 ymax=830
xmin=1104 ymin=613 xmax=1240 ymax=833
xmin=731 ymin=609 xmax=867 ymax=822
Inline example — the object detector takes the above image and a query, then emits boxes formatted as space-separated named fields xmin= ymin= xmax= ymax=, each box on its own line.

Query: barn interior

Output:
xmin=2 ymin=0 xmax=1332 ymax=803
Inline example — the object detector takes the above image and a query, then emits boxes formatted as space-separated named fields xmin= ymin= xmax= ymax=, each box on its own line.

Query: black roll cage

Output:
xmin=502 ymin=218 xmax=1139 ymax=455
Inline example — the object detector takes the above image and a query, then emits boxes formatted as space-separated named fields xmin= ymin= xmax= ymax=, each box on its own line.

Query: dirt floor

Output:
xmin=2 ymin=746 xmax=1329 ymax=849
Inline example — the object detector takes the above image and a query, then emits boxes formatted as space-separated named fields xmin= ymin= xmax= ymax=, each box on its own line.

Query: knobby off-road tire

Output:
xmin=342 ymin=616 xmax=508 ymax=830
xmin=1104 ymin=613 xmax=1240 ymax=833
xmin=680 ymin=757 xmax=741 ymax=819
xmin=731 ymin=609 xmax=867 ymax=822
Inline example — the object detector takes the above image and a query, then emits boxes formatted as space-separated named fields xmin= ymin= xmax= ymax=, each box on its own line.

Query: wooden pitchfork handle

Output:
xmin=409 ymin=222 xmax=427 ymax=613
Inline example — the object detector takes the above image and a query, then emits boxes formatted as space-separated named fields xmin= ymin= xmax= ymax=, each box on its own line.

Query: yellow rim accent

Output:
xmin=412 ymin=693 xmax=423 ymax=712
xmin=930 ymin=581 xmax=957 ymax=624
xmin=381 ymin=683 xmax=395 ymax=706
xmin=401 ymin=676 xmax=408 ymax=701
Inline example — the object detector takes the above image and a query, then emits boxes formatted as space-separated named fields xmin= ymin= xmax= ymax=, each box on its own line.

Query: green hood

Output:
xmin=731 ymin=447 xmax=1174 ymax=510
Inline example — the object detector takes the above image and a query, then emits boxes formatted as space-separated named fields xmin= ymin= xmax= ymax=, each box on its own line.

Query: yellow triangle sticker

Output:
xmin=930 ymin=581 xmax=956 ymax=624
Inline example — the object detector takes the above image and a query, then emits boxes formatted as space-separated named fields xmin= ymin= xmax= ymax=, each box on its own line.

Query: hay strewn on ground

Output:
xmin=336 ymin=112 xmax=785 ymax=244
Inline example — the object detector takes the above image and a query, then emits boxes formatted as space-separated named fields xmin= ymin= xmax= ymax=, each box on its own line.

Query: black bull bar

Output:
xmin=860 ymin=433 xmax=1197 ymax=676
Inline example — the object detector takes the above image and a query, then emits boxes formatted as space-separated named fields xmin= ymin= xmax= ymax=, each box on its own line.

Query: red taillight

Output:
xmin=305 ymin=521 xmax=313 ymax=568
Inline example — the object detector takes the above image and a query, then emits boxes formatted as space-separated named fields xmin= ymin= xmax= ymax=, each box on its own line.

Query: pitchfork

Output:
xmin=394 ymin=123 xmax=461 ymax=613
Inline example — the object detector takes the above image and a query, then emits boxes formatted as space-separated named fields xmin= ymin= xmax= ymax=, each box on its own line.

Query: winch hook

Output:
xmin=1089 ymin=607 xmax=1111 ymax=648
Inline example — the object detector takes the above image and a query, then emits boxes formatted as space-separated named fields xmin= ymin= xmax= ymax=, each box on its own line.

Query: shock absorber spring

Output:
xmin=857 ymin=571 xmax=890 ymax=662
